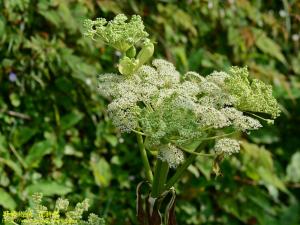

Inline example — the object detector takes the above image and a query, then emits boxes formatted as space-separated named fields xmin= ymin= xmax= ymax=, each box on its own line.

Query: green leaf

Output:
xmin=195 ymin=156 xmax=212 ymax=180
xmin=286 ymin=152 xmax=300 ymax=183
xmin=103 ymin=134 xmax=118 ymax=147
xmin=25 ymin=140 xmax=53 ymax=168
xmin=12 ymin=126 xmax=38 ymax=148
xmin=60 ymin=111 xmax=84 ymax=131
xmin=247 ymin=189 xmax=276 ymax=215
xmin=241 ymin=142 xmax=287 ymax=192
xmin=96 ymin=0 xmax=123 ymax=14
xmin=90 ymin=154 xmax=112 ymax=187
xmin=291 ymin=53 xmax=300 ymax=75
xmin=25 ymin=180 xmax=72 ymax=196
xmin=187 ymin=165 xmax=200 ymax=178
xmin=0 ymin=158 xmax=22 ymax=177
xmin=0 ymin=133 xmax=7 ymax=153
xmin=253 ymin=28 xmax=286 ymax=64
xmin=64 ymin=144 xmax=83 ymax=157
xmin=9 ymin=93 xmax=21 ymax=107
xmin=0 ymin=17 xmax=5 ymax=36
xmin=37 ymin=1 xmax=60 ymax=27
xmin=0 ymin=188 xmax=16 ymax=210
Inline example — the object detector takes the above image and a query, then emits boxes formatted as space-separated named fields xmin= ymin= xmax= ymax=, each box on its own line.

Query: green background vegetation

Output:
xmin=0 ymin=0 xmax=300 ymax=224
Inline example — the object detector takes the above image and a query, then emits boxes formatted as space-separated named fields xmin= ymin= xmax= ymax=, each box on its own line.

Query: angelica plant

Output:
xmin=84 ymin=14 xmax=280 ymax=225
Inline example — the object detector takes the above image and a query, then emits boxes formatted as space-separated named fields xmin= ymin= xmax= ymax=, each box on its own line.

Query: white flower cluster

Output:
xmin=98 ymin=58 xmax=280 ymax=167
xmin=214 ymin=138 xmax=240 ymax=156
xmin=84 ymin=14 xmax=281 ymax=169
xmin=220 ymin=107 xmax=262 ymax=131
xmin=158 ymin=144 xmax=184 ymax=168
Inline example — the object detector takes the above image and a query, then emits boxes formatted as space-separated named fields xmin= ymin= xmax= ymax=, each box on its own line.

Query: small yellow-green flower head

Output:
xmin=225 ymin=67 xmax=280 ymax=119
xmin=83 ymin=14 xmax=149 ymax=52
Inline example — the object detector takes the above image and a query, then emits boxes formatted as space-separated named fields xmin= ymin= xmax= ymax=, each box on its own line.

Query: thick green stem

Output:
xmin=151 ymin=159 xmax=169 ymax=198
xmin=165 ymin=155 xmax=196 ymax=189
xmin=137 ymin=134 xmax=153 ymax=182
xmin=165 ymin=142 xmax=207 ymax=189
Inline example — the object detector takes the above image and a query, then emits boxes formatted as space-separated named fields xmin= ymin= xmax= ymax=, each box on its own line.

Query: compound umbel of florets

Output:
xmin=86 ymin=14 xmax=280 ymax=169
xmin=99 ymin=59 xmax=280 ymax=167
xmin=83 ymin=14 xmax=148 ymax=52
xmin=84 ymin=14 xmax=154 ymax=76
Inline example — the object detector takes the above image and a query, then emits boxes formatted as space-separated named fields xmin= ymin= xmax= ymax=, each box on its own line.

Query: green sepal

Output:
xmin=137 ymin=41 xmax=154 ymax=67
xmin=118 ymin=56 xmax=139 ymax=76
xmin=126 ymin=46 xmax=137 ymax=58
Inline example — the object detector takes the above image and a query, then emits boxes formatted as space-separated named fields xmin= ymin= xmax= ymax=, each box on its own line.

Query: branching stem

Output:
xmin=151 ymin=159 xmax=169 ymax=198
xmin=136 ymin=134 xmax=153 ymax=182
xmin=165 ymin=142 xmax=207 ymax=189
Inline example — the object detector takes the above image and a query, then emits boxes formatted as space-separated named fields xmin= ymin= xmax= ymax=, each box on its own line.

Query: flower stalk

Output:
xmin=151 ymin=159 xmax=169 ymax=198
xmin=165 ymin=142 xmax=206 ymax=189
xmin=137 ymin=133 xmax=153 ymax=182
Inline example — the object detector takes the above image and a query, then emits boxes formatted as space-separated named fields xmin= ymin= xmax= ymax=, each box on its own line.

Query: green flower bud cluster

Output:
xmin=118 ymin=39 xmax=154 ymax=76
xmin=84 ymin=14 xmax=154 ymax=76
xmin=83 ymin=14 xmax=148 ymax=52
xmin=225 ymin=67 xmax=281 ymax=118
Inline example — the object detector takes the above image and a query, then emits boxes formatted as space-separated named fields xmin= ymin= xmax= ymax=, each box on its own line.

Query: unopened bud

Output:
xmin=137 ymin=41 xmax=154 ymax=66
xmin=126 ymin=46 xmax=136 ymax=58
xmin=118 ymin=56 xmax=139 ymax=76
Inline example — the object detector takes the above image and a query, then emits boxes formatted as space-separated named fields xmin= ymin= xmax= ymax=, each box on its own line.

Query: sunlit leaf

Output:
xmin=0 ymin=188 xmax=16 ymax=210
xmin=253 ymin=28 xmax=286 ymax=64
xmin=286 ymin=152 xmax=300 ymax=183
xmin=25 ymin=140 xmax=53 ymax=168
xmin=90 ymin=153 xmax=112 ymax=187
xmin=25 ymin=180 xmax=73 ymax=196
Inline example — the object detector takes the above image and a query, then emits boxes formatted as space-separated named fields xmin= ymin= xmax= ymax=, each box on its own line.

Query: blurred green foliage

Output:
xmin=0 ymin=0 xmax=300 ymax=224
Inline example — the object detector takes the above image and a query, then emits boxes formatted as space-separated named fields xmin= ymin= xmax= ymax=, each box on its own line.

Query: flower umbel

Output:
xmin=214 ymin=138 xmax=240 ymax=156
xmin=98 ymin=59 xmax=279 ymax=161
xmin=83 ymin=14 xmax=148 ymax=52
